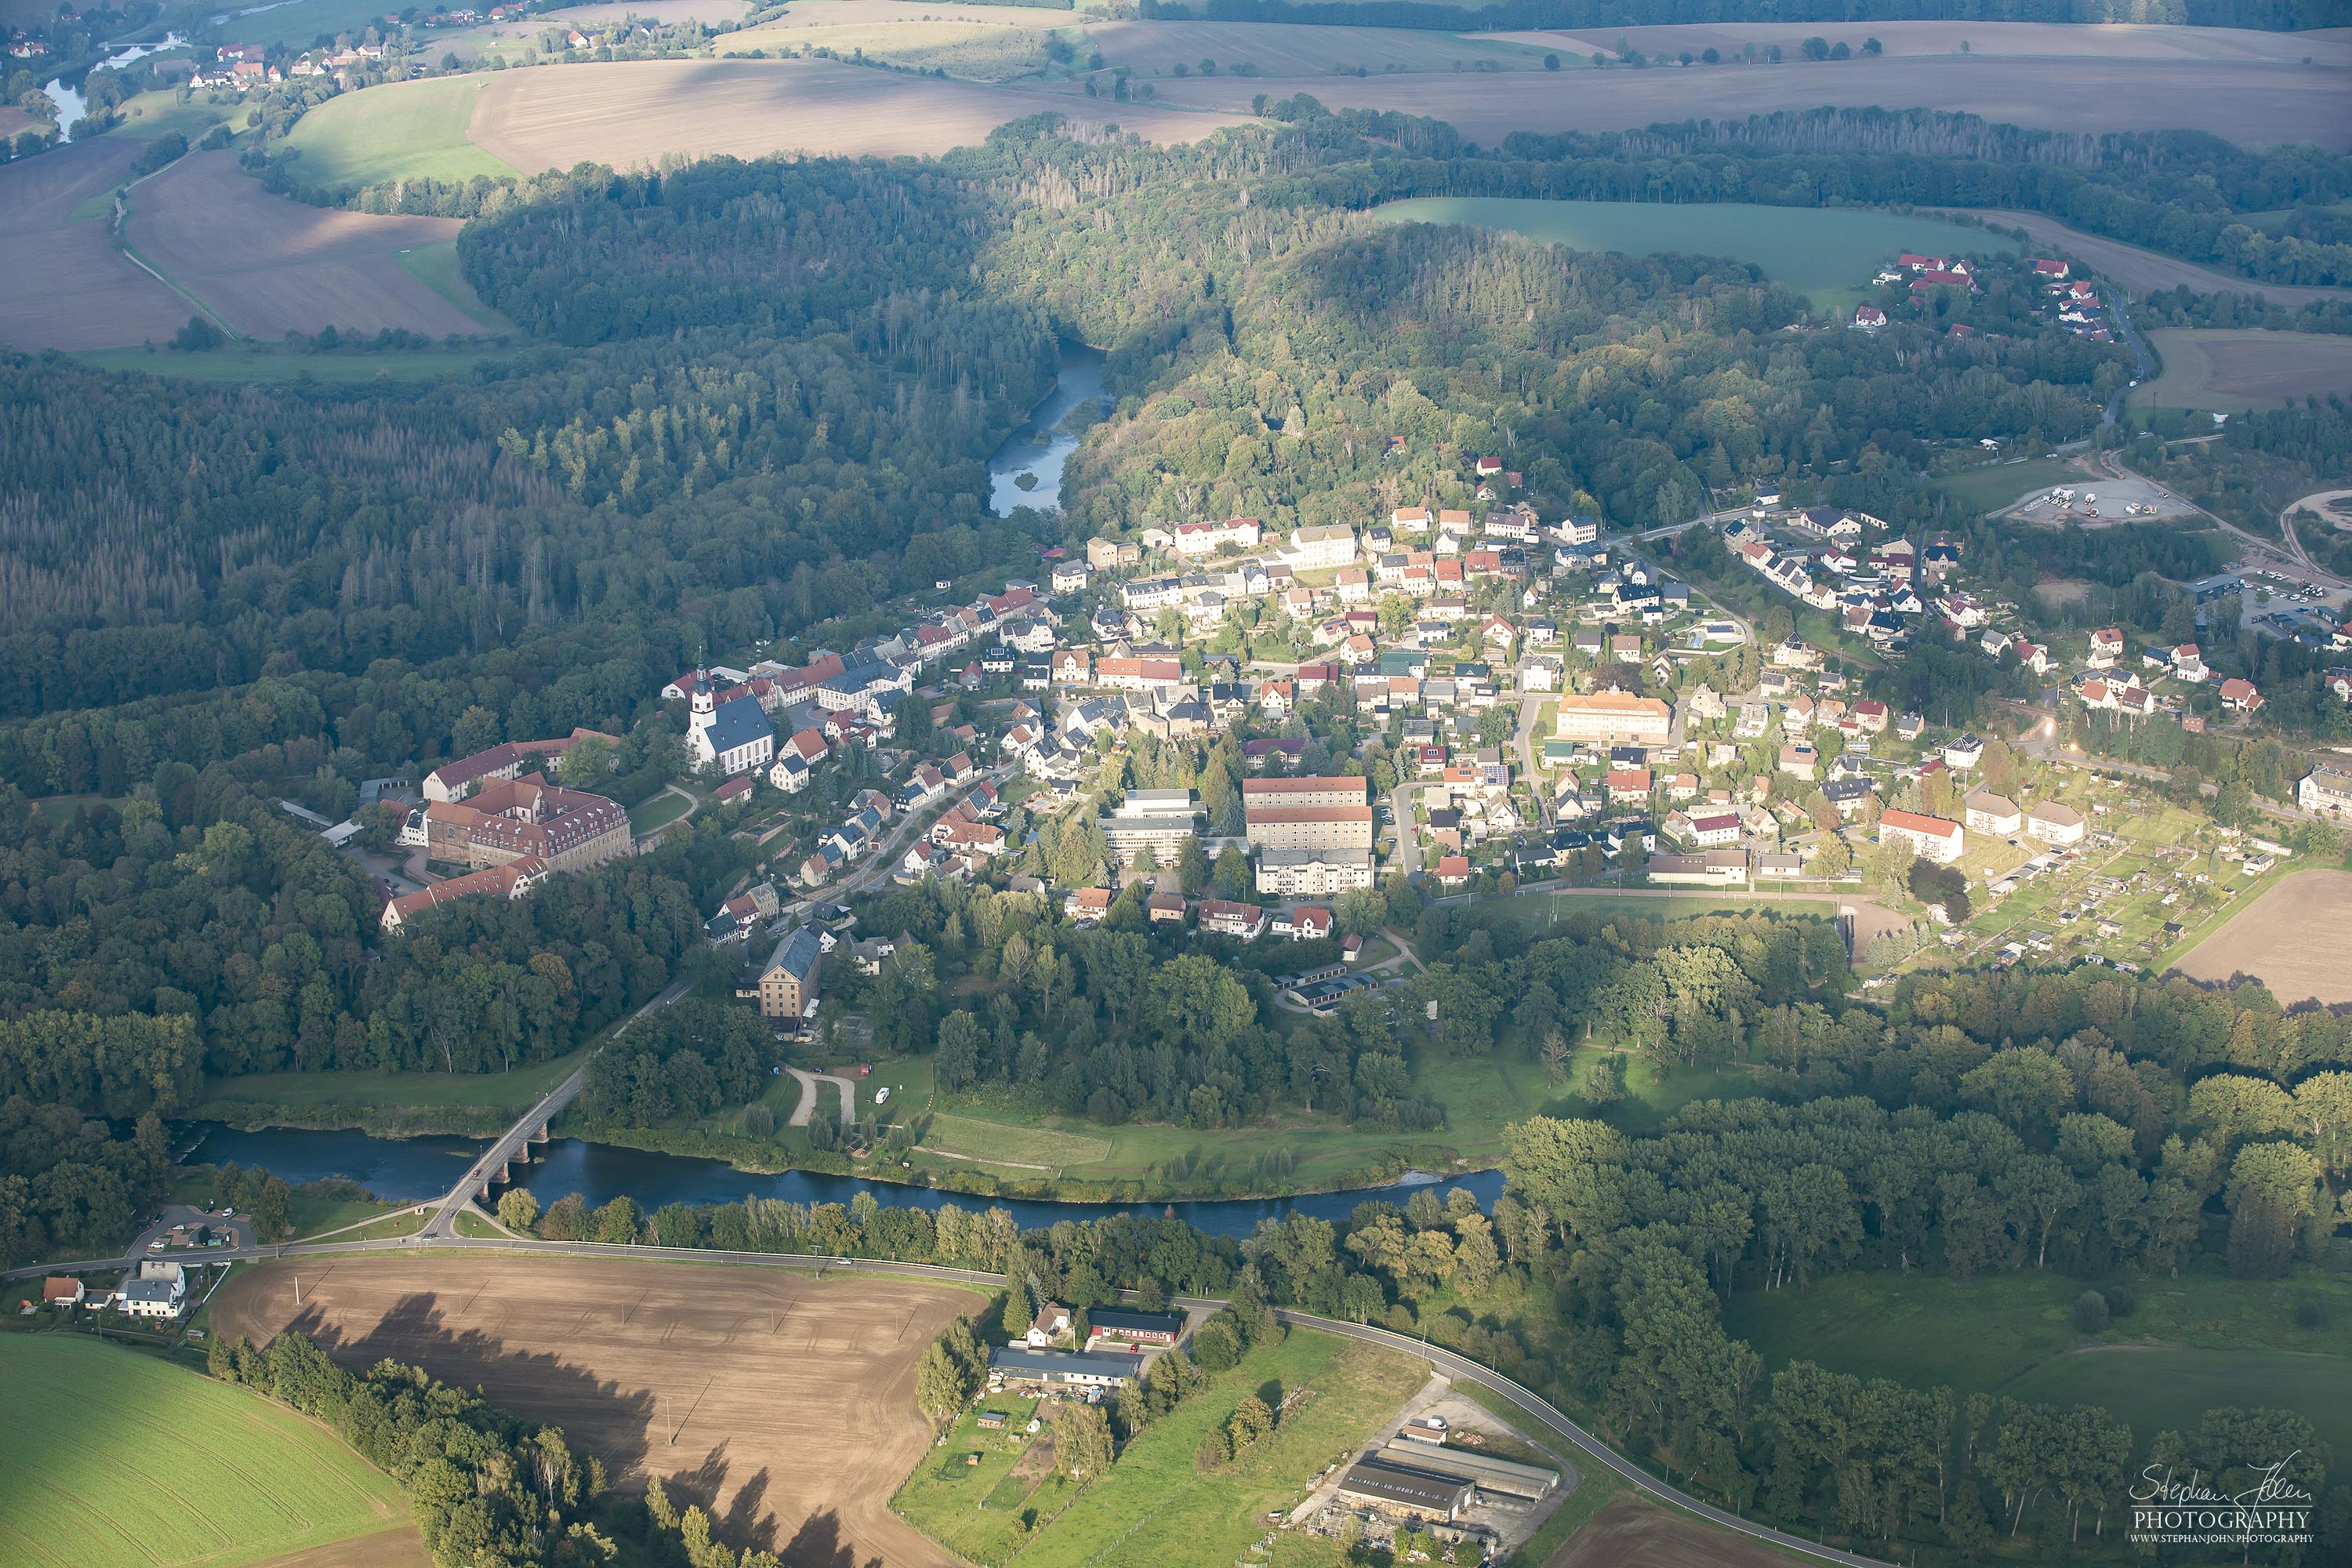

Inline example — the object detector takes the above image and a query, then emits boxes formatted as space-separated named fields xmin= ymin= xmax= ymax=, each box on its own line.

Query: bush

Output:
xmin=170 ymin=314 xmax=225 ymax=352
xmin=2296 ymin=1299 xmax=2324 ymax=1329
xmin=2074 ymin=1288 xmax=2111 ymax=1333
xmin=2103 ymin=1286 xmax=2137 ymax=1318
xmin=743 ymin=1102 xmax=776 ymax=1138
xmin=130 ymin=130 xmax=187 ymax=176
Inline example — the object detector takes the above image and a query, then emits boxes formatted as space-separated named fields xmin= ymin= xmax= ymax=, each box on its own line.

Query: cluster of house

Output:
xmin=383 ymin=730 xmax=632 ymax=931
xmin=34 ymin=1260 xmax=197 ymax=1323
xmin=983 ymin=1306 xmax=1189 ymax=1395
xmin=2062 ymin=625 xmax=2266 ymax=726
xmin=186 ymin=37 xmax=387 ymax=89
xmin=1722 ymin=509 xmax=1923 ymax=649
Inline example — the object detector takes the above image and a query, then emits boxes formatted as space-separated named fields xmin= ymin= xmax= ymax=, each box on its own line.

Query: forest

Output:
xmin=1164 ymin=0 xmax=2349 ymax=31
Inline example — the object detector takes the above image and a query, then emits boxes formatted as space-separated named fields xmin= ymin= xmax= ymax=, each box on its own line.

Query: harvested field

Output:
xmin=250 ymin=1530 xmax=434 ymax=1568
xmin=1500 ymin=20 xmax=2352 ymax=64
xmin=2137 ymin=328 xmax=2352 ymax=412
xmin=1546 ymin=1497 xmax=1789 ymax=1568
xmin=0 ymin=105 xmax=42 ymax=139
xmin=125 ymin=153 xmax=490 ymax=340
xmin=0 ymin=135 xmax=191 ymax=351
xmin=2172 ymin=868 xmax=2352 ymax=1003
xmin=723 ymin=18 xmax=1057 ymax=79
xmin=1082 ymin=18 xmax=1556 ymax=77
xmin=752 ymin=0 xmax=1076 ymax=28
xmin=1145 ymin=56 xmax=2352 ymax=149
xmin=1953 ymin=208 xmax=2352 ymax=307
xmin=546 ymin=0 xmax=754 ymax=22
xmin=468 ymin=57 xmax=1247 ymax=171
xmin=212 ymin=1256 xmax=985 ymax=1568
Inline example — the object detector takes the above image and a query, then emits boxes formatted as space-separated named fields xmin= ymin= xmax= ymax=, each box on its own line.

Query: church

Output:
xmin=685 ymin=671 xmax=776 ymax=777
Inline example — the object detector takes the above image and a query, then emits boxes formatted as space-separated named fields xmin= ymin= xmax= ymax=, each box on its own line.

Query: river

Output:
xmin=40 ymin=32 xmax=183 ymax=142
xmin=985 ymin=343 xmax=1107 ymax=517
xmin=178 ymin=1123 xmax=1504 ymax=1239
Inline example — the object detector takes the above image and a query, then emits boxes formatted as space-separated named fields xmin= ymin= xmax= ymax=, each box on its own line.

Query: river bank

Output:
xmin=180 ymin=1122 xmax=1507 ymax=1237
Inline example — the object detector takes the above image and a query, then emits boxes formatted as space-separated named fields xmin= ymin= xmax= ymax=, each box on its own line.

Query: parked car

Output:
xmin=875 ymin=1087 xmax=891 ymax=1105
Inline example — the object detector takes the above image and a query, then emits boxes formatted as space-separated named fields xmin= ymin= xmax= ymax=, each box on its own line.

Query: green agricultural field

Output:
xmin=393 ymin=239 xmax=518 ymax=332
xmin=1725 ymin=1266 xmax=2352 ymax=1463
xmin=1370 ymin=197 xmax=2017 ymax=318
xmin=277 ymin=74 xmax=519 ymax=192
xmin=1933 ymin=455 xmax=2085 ymax=516
xmin=0 ymin=1335 xmax=414 ymax=1568
xmin=895 ymin=1329 xmax=1428 ymax=1568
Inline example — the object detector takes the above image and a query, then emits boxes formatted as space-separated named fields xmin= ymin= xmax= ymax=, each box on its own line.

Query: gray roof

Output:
xmin=987 ymin=1346 xmax=1141 ymax=1381
xmin=764 ymin=927 xmax=822 ymax=983
xmin=122 ymin=1279 xmax=179 ymax=1304
xmin=1338 ymin=1458 xmax=1472 ymax=1512
xmin=705 ymin=695 xmax=772 ymax=756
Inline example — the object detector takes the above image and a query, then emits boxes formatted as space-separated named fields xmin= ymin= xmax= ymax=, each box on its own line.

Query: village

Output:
xmin=298 ymin=432 xmax=2352 ymax=1057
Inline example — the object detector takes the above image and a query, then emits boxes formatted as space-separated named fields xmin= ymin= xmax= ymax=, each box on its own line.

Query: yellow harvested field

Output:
xmin=2142 ymin=328 xmax=2352 ymax=411
xmin=126 ymin=152 xmax=487 ymax=340
xmin=468 ymin=57 xmax=1247 ymax=171
xmin=750 ymin=0 xmax=1077 ymax=28
xmin=723 ymin=17 xmax=1055 ymax=78
xmin=1147 ymin=55 xmax=2352 ymax=149
xmin=1497 ymin=20 xmax=2352 ymax=64
xmin=1083 ymin=18 xmax=1553 ymax=77
xmin=2173 ymin=869 xmax=2352 ymax=1004
xmin=213 ymin=1256 xmax=983 ymax=1568
xmin=0 ymin=136 xmax=191 ymax=351
xmin=1953 ymin=209 xmax=2352 ymax=307
xmin=542 ymin=0 xmax=753 ymax=22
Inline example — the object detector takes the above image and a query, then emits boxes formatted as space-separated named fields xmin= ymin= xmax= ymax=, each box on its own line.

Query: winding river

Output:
xmin=985 ymin=343 xmax=1107 ymax=516
xmin=40 ymin=32 xmax=183 ymax=141
xmin=178 ymin=1123 xmax=1504 ymax=1239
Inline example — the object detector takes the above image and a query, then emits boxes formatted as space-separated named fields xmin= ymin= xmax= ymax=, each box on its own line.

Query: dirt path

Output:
xmin=786 ymin=1066 xmax=855 ymax=1127
xmin=212 ymin=1256 xmax=981 ymax=1568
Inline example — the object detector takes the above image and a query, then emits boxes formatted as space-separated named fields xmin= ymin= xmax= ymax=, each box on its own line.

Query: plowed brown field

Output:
xmin=2173 ymin=869 xmax=2352 ymax=1004
xmin=0 ymin=136 xmax=191 ymax=350
xmin=125 ymin=152 xmax=486 ymax=340
xmin=212 ymin=1256 xmax=985 ymax=1568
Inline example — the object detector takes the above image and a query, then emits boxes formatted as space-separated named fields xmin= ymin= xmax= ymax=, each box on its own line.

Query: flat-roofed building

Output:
xmin=1255 ymin=846 xmax=1374 ymax=897
xmin=1377 ymin=1439 xmax=1559 ymax=1501
xmin=1101 ymin=789 xmax=1198 ymax=866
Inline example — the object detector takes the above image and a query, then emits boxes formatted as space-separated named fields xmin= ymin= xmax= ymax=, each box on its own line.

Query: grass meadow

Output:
xmin=1932 ymin=455 xmax=2085 ymax=515
xmin=893 ymin=1329 xmax=1428 ymax=1568
xmin=278 ymin=75 xmax=520 ymax=191
xmin=1370 ymin=197 xmax=2016 ymax=318
xmin=0 ymin=1334 xmax=412 ymax=1568
xmin=1724 ymin=1265 xmax=2352 ymax=1464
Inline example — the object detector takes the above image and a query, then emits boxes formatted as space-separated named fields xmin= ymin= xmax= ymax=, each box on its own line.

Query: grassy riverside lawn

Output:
xmin=276 ymin=74 xmax=521 ymax=191
xmin=0 ymin=1333 xmax=416 ymax=1568
xmin=1369 ymin=198 xmax=2016 ymax=319
xmin=891 ymin=1327 xmax=1428 ymax=1568
xmin=195 ymin=1046 xmax=587 ymax=1136
xmin=1931 ymin=455 xmax=2085 ymax=516
xmin=1723 ymin=1264 xmax=2352 ymax=1468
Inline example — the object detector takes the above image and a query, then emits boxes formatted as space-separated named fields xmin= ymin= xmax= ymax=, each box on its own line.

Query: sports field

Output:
xmin=1150 ymin=54 xmax=2350 ymax=150
xmin=0 ymin=1334 xmax=416 ymax=1568
xmin=2173 ymin=867 xmax=2352 ymax=1003
xmin=1370 ymin=196 xmax=2012 ymax=315
xmin=212 ymin=1255 xmax=985 ymax=1568
xmin=1724 ymin=1265 xmax=2352 ymax=1465
xmin=278 ymin=74 xmax=519 ymax=192
xmin=2140 ymin=329 xmax=2352 ymax=413
xmin=893 ymin=1328 xmax=1428 ymax=1568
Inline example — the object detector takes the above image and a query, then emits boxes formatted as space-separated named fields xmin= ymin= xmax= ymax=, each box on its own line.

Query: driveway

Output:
xmin=786 ymin=1066 xmax=855 ymax=1127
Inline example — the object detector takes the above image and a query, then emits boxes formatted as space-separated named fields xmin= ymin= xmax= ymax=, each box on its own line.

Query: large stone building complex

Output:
xmin=1552 ymin=689 xmax=1673 ymax=746
xmin=423 ymin=774 xmax=632 ymax=875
